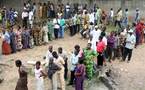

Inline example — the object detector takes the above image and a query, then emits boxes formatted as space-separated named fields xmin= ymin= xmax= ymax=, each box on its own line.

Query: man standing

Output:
xmin=52 ymin=51 xmax=65 ymax=90
xmin=44 ymin=45 xmax=53 ymax=66
xmin=58 ymin=47 xmax=68 ymax=80
xmin=22 ymin=10 xmax=28 ymax=28
xmin=123 ymin=29 xmax=136 ymax=63
xmin=47 ymin=19 xmax=53 ymax=41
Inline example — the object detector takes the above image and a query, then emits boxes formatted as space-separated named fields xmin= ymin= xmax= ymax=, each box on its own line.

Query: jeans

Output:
xmin=59 ymin=26 xmax=65 ymax=38
xmin=123 ymin=47 xmax=133 ymax=61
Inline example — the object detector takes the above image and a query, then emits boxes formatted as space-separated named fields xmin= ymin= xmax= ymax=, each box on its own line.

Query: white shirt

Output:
xmin=89 ymin=13 xmax=95 ymax=23
xmin=53 ymin=19 xmax=60 ymax=29
xmin=45 ymin=50 xmax=53 ymax=66
xmin=14 ymin=11 xmax=18 ymax=18
xmin=110 ymin=10 xmax=114 ymax=17
xmin=35 ymin=68 xmax=43 ymax=79
xmin=29 ymin=11 xmax=33 ymax=20
xmin=125 ymin=34 xmax=136 ymax=49
xmin=90 ymin=29 xmax=101 ymax=42
xmin=22 ymin=11 xmax=28 ymax=19
xmin=70 ymin=53 xmax=79 ymax=71
xmin=102 ymin=36 xmax=107 ymax=46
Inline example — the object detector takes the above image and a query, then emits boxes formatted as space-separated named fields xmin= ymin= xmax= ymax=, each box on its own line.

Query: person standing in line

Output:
xmin=15 ymin=60 xmax=28 ymax=90
xmin=135 ymin=8 xmax=140 ymax=23
xmin=47 ymin=19 xmax=54 ymax=41
xmin=22 ymin=9 xmax=28 ymax=28
xmin=122 ymin=29 xmax=136 ymax=63
xmin=59 ymin=16 xmax=65 ymax=38
xmin=53 ymin=17 xmax=60 ymax=39
xmin=42 ymin=22 xmax=49 ymax=44
xmin=28 ymin=9 xmax=34 ymax=29
xmin=52 ymin=51 xmax=65 ymax=90
xmin=90 ymin=26 xmax=101 ymax=51
xmin=58 ymin=47 xmax=68 ymax=80
xmin=2 ymin=30 xmax=11 ymax=55
xmin=83 ymin=43 xmax=97 ymax=80
xmin=44 ymin=45 xmax=53 ymax=67
xmin=9 ymin=26 xmax=17 ymax=53
xmin=123 ymin=9 xmax=129 ymax=28
xmin=16 ymin=25 xmax=23 ymax=51
xmin=108 ymin=8 xmax=114 ymax=25
xmin=34 ymin=61 xmax=46 ymax=90
xmin=68 ymin=48 xmax=79 ymax=86
xmin=106 ymin=31 xmax=115 ymax=62
xmin=21 ymin=27 xmax=30 ymax=49
xmin=97 ymin=36 xmax=106 ymax=66
xmin=115 ymin=8 xmax=123 ymax=30
xmin=75 ymin=59 xmax=85 ymax=90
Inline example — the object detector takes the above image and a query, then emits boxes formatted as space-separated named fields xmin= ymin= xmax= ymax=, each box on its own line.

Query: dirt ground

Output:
xmin=0 ymin=33 xmax=145 ymax=90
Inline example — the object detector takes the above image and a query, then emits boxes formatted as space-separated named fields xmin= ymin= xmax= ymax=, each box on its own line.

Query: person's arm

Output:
xmin=40 ymin=70 xmax=47 ymax=78
xmin=60 ymin=57 xmax=65 ymax=65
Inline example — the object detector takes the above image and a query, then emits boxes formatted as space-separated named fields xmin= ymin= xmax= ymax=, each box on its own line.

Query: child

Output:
xmin=75 ymin=59 xmax=85 ymax=90
xmin=34 ymin=61 xmax=46 ymax=90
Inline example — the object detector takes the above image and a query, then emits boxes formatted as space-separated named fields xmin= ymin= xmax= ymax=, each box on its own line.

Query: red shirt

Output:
xmin=97 ymin=41 xmax=105 ymax=53
xmin=136 ymin=22 xmax=144 ymax=34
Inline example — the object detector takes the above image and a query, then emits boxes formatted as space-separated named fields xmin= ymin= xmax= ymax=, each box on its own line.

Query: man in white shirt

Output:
xmin=68 ymin=50 xmax=79 ymax=85
xmin=109 ymin=8 xmax=114 ymax=24
xmin=22 ymin=10 xmax=28 ymax=28
xmin=28 ymin=10 xmax=34 ymax=29
xmin=89 ymin=10 xmax=95 ymax=24
xmin=123 ymin=29 xmax=136 ymax=62
xmin=53 ymin=18 xmax=60 ymax=39
xmin=90 ymin=26 xmax=102 ymax=51
xmin=44 ymin=45 xmax=53 ymax=66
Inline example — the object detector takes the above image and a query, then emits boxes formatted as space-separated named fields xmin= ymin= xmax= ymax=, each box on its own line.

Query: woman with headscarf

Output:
xmin=2 ymin=30 xmax=11 ymax=55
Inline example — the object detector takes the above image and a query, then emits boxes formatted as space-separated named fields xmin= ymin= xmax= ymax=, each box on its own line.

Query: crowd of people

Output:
xmin=0 ymin=0 xmax=145 ymax=90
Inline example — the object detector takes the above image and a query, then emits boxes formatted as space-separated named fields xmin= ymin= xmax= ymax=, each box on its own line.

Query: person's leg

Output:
xmin=122 ymin=48 xmax=129 ymax=61
xmin=68 ymin=70 xmax=75 ymax=85
xmin=107 ymin=46 xmax=112 ymax=62
xmin=61 ymin=26 xmax=64 ymax=38
xmin=54 ymin=29 xmax=58 ymax=39
xmin=81 ymin=79 xmax=84 ymax=90
xmin=112 ymin=48 xmax=117 ymax=60
xmin=69 ymin=26 xmax=73 ymax=36
xmin=75 ymin=77 xmax=82 ymax=90
xmin=58 ymin=70 xmax=65 ymax=90
xmin=118 ymin=21 xmax=122 ymax=29
xmin=64 ymin=59 xmax=68 ymax=80
xmin=128 ymin=49 xmax=133 ymax=62
xmin=52 ymin=72 xmax=57 ymax=90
